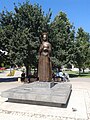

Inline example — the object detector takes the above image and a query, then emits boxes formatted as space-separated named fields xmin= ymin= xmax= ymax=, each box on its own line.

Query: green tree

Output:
xmin=74 ymin=27 xmax=90 ymax=74
xmin=49 ymin=12 xmax=75 ymax=68
xmin=85 ymin=47 xmax=90 ymax=69
xmin=0 ymin=10 xmax=16 ymax=67
xmin=0 ymin=1 xmax=52 ymax=76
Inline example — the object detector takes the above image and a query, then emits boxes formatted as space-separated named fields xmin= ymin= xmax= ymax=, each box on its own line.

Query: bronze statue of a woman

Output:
xmin=38 ymin=32 xmax=52 ymax=82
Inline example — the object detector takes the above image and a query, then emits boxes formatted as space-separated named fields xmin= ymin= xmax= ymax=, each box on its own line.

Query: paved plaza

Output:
xmin=0 ymin=74 xmax=90 ymax=119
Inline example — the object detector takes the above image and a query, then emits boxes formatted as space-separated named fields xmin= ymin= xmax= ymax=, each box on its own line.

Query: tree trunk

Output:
xmin=79 ymin=67 xmax=81 ymax=75
xmin=26 ymin=65 xmax=29 ymax=77
xmin=82 ymin=68 xmax=85 ymax=73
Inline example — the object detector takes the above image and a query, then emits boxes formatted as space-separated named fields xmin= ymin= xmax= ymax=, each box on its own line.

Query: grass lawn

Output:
xmin=64 ymin=70 xmax=90 ymax=78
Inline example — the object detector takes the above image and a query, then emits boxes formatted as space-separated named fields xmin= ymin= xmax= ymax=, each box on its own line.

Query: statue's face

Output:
xmin=43 ymin=34 xmax=47 ymax=41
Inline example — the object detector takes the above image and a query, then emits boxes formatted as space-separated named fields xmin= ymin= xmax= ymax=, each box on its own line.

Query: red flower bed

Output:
xmin=0 ymin=67 xmax=5 ymax=70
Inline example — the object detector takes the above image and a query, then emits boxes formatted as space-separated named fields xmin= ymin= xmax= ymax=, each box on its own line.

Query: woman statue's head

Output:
xmin=42 ymin=32 xmax=48 ymax=41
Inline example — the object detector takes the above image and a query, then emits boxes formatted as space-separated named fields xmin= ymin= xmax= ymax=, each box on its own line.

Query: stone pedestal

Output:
xmin=1 ymin=81 xmax=72 ymax=107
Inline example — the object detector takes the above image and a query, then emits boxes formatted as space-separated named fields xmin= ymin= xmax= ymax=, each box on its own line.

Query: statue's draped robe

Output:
xmin=38 ymin=41 xmax=52 ymax=82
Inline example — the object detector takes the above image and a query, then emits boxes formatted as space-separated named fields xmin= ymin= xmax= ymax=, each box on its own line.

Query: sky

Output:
xmin=0 ymin=0 xmax=90 ymax=33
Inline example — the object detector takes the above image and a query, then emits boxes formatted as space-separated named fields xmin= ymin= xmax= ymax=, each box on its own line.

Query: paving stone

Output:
xmin=0 ymin=77 xmax=90 ymax=120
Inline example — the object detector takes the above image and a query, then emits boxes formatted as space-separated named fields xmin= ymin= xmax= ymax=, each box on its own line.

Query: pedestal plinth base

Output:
xmin=1 ymin=81 xmax=72 ymax=107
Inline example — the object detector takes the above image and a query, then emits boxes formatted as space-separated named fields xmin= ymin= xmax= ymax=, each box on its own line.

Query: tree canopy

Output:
xmin=0 ymin=1 xmax=90 ymax=75
xmin=74 ymin=27 xmax=90 ymax=74
xmin=50 ymin=12 xmax=75 ymax=68
xmin=0 ymin=1 xmax=52 ymax=75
